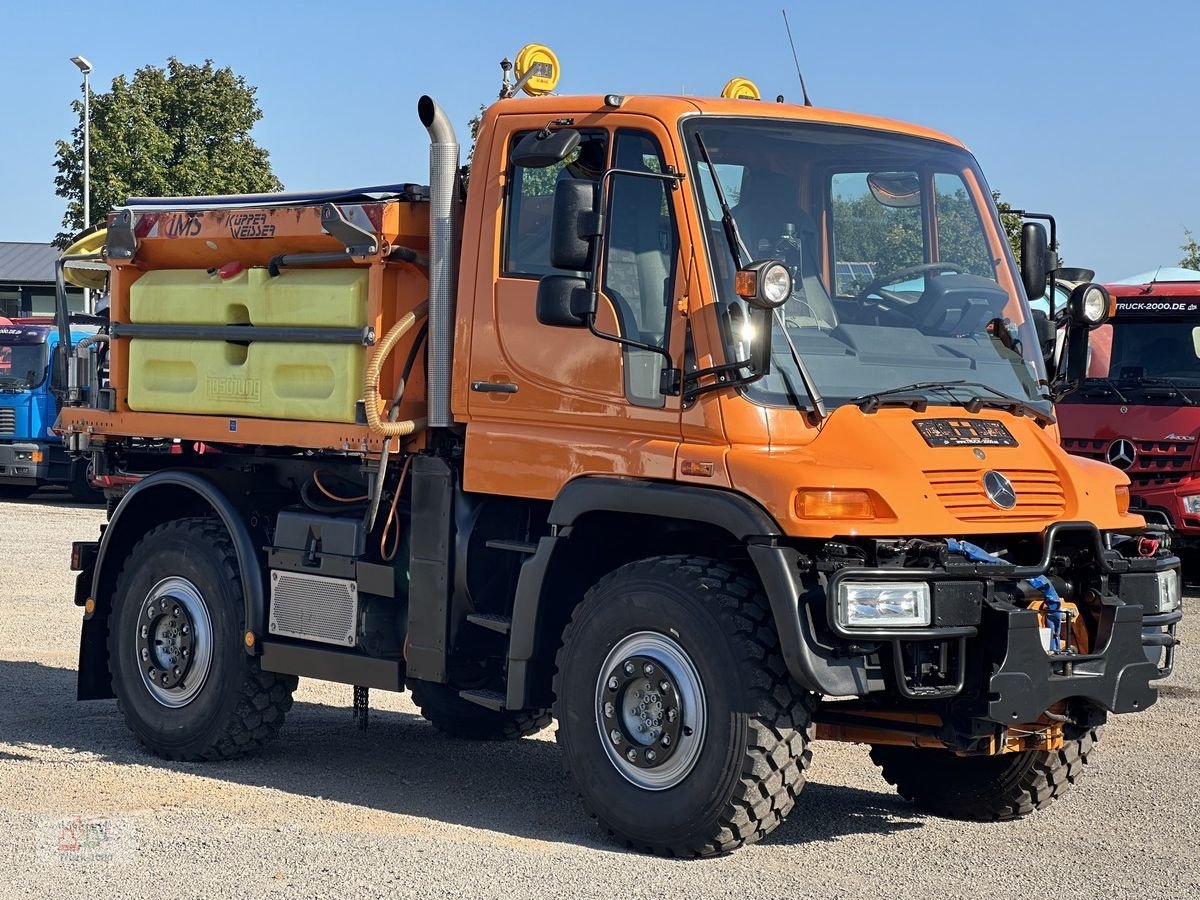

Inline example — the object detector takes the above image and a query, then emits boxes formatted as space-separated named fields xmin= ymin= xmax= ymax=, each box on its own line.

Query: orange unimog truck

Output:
xmin=57 ymin=49 xmax=1181 ymax=855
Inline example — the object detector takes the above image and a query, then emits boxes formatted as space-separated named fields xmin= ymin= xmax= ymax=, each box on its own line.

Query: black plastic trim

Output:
xmin=91 ymin=470 xmax=266 ymax=652
xmin=547 ymin=477 xmax=782 ymax=539
xmin=260 ymin=641 xmax=403 ymax=691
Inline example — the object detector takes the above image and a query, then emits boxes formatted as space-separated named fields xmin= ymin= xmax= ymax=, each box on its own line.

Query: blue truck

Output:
xmin=0 ymin=321 xmax=99 ymax=500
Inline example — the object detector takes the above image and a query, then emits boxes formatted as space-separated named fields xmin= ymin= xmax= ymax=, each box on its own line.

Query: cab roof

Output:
xmin=487 ymin=94 xmax=968 ymax=150
xmin=1107 ymin=280 xmax=1200 ymax=298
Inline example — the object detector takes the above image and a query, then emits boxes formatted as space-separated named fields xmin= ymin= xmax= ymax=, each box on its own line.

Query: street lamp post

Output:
xmin=70 ymin=56 xmax=93 ymax=312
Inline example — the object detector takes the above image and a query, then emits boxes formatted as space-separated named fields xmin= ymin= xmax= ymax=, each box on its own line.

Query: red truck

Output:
xmin=1058 ymin=279 xmax=1200 ymax=563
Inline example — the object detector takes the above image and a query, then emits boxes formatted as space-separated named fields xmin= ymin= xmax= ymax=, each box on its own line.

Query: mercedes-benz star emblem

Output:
xmin=1106 ymin=439 xmax=1137 ymax=470
xmin=982 ymin=471 xmax=1017 ymax=510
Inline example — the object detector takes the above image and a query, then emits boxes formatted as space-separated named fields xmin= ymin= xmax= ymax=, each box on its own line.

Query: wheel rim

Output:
xmin=594 ymin=631 xmax=706 ymax=791
xmin=135 ymin=576 xmax=213 ymax=709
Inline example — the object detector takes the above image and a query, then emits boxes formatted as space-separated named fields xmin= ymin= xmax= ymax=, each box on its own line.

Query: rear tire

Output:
xmin=409 ymin=680 xmax=551 ymax=740
xmin=68 ymin=461 xmax=103 ymax=503
xmin=870 ymin=726 xmax=1101 ymax=820
xmin=553 ymin=555 xmax=816 ymax=856
xmin=107 ymin=517 xmax=296 ymax=761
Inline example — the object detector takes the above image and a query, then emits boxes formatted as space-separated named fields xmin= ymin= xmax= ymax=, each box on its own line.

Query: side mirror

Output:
xmin=511 ymin=128 xmax=581 ymax=169
xmin=536 ymin=276 xmax=593 ymax=327
xmin=549 ymin=179 xmax=597 ymax=271
xmin=1020 ymin=222 xmax=1050 ymax=301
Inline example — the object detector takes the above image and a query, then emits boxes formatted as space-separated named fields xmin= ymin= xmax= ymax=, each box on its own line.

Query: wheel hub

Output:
xmin=595 ymin=632 xmax=706 ymax=791
xmin=135 ymin=576 xmax=213 ymax=708
xmin=603 ymin=656 xmax=684 ymax=768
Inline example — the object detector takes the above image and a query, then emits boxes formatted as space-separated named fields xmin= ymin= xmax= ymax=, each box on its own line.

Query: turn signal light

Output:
xmin=795 ymin=489 xmax=876 ymax=520
xmin=31 ymin=450 xmax=43 ymax=463
xmin=1115 ymin=484 xmax=1131 ymax=515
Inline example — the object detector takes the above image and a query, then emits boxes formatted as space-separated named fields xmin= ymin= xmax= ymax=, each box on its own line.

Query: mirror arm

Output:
xmin=585 ymin=314 xmax=681 ymax=396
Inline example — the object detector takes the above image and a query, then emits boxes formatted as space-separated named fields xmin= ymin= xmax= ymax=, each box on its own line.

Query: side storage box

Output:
xmin=127 ymin=340 xmax=365 ymax=423
xmin=126 ymin=266 xmax=368 ymax=422
xmin=129 ymin=267 xmax=368 ymax=327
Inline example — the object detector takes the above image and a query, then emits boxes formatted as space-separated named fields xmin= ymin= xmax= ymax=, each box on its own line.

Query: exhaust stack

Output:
xmin=417 ymin=95 xmax=461 ymax=429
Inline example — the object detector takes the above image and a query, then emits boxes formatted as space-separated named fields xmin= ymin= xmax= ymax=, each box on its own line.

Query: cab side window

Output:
xmin=602 ymin=130 xmax=679 ymax=406
xmin=502 ymin=130 xmax=607 ymax=278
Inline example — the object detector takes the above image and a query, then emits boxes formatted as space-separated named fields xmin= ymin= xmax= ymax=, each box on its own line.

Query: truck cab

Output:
xmin=1059 ymin=280 xmax=1200 ymax=558
xmin=54 ymin=57 xmax=1182 ymax=855
xmin=0 ymin=322 xmax=95 ymax=498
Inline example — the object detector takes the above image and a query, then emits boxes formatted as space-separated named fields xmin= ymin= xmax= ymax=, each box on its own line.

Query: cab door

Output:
xmin=462 ymin=114 xmax=688 ymax=500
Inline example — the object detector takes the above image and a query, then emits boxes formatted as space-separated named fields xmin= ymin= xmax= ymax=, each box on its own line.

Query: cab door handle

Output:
xmin=471 ymin=381 xmax=518 ymax=394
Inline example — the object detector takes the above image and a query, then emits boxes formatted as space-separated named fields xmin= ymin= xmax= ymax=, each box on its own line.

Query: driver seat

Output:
xmin=732 ymin=172 xmax=837 ymax=330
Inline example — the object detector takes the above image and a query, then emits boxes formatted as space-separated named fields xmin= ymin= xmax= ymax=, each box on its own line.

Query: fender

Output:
xmin=77 ymin=470 xmax=266 ymax=700
xmin=504 ymin=476 xmax=872 ymax=708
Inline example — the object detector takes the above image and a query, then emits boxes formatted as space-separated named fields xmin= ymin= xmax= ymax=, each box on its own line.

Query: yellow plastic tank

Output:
xmin=126 ymin=266 xmax=368 ymax=422
xmin=129 ymin=267 xmax=368 ymax=327
xmin=128 ymin=340 xmax=365 ymax=423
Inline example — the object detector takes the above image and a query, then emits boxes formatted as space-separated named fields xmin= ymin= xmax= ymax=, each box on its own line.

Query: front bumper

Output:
xmin=0 ymin=442 xmax=51 ymax=485
xmin=751 ymin=523 xmax=1180 ymax=724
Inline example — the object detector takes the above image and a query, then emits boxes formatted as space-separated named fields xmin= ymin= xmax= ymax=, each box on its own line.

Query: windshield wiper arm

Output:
xmin=853 ymin=380 xmax=1054 ymax=425
xmin=1124 ymin=375 xmax=1197 ymax=406
xmin=1083 ymin=377 xmax=1130 ymax=403
xmin=693 ymin=133 xmax=751 ymax=268
xmin=852 ymin=380 xmax=969 ymax=413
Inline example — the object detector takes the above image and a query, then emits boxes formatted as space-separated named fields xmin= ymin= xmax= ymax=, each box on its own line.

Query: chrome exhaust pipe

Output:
xmin=417 ymin=95 xmax=461 ymax=429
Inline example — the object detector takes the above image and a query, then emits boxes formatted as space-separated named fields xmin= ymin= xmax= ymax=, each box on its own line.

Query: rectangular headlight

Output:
xmin=837 ymin=581 xmax=931 ymax=628
xmin=1182 ymin=495 xmax=1200 ymax=515
xmin=1156 ymin=570 xmax=1182 ymax=613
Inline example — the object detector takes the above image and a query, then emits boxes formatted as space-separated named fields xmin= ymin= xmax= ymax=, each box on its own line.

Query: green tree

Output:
xmin=54 ymin=57 xmax=281 ymax=244
xmin=1181 ymin=227 xmax=1200 ymax=270
xmin=992 ymin=191 xmax=1024 ymax=259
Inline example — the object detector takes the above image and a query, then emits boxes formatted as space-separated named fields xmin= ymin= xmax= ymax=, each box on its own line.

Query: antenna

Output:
xmin=782 ymin=9 xmax=812 ymax=107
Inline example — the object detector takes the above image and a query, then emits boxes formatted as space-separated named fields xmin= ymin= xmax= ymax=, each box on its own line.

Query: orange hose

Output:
xmin=382 ymin=454 xmax=415 ymax=561
xmin=312 ymin=470 xmax=369 ymax=503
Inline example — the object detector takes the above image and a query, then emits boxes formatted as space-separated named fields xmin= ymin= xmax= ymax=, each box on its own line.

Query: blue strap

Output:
xmin=945 ymin=539 xmax=1063 ymax=650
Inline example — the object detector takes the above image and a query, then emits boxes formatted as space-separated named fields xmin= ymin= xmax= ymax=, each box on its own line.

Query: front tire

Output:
xmin=870 ymin=726 xmax=1101 ymax=820
xmin=553 ymin=556 xmax=816 ymax=856
xmin=107 ymin=517 xmax=296 ymax=761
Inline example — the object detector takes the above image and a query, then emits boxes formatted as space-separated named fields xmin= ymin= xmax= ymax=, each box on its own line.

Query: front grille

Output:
xmin=0 ymin=408 xmax=14 ymax=436
xmin=926 ymin=468 xmax=1067 ymax=523
xmin=1064 ymin=437 xmax=1194 ymax=488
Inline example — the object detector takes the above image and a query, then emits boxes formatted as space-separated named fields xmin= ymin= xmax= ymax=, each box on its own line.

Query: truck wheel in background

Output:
xmin=553 ymin=556 xmax=817 ymax=856
xmin=68 ymin=460 xmax=104 ymax=504
xmin=107 ymin=516 xmax=297 ymax=761
xmin=0 ymin=485 xmax=37 ymax=500
xmin=870 ymin=725 xmax=1102 ymax=820
xmin=409 ymin=680 xmax=551 ymax=740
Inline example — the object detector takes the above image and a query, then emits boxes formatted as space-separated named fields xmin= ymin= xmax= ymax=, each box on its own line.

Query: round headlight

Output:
xmin=1081 ymin=285 xmax=1108 ymax=324
xmin=761 ymin=263 xmax=792 ymax=307
xmin=1069 ymin=282 xmax=1111 ymax=328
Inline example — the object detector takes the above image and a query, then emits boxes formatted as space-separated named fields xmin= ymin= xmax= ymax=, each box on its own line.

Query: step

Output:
xmin=459 ymin=689 xmax=506 ymax=711
xmin=484 ymin=539 xmax=538 ymax=554
xmin=466 ymin=613 xmax=512 ymax=636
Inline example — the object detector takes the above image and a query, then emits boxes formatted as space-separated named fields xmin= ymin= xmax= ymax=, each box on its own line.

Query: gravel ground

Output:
xmin=1 ymin=490 xmax=1198 ymax=899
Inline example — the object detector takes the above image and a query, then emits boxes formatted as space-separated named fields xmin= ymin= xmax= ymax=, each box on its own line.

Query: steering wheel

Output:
xmin=854 ymin=262 xmax=964 ymax=313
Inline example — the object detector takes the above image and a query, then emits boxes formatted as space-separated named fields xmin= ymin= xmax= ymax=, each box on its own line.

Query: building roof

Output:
xmin=0 ymin=242 xmax=61 ymax=285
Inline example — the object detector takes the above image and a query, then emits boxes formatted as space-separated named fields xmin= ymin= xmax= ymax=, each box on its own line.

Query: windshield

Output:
xmin=0 ymin=342 xmax=49 ymax=390
xmin=1074 ymin=301 xmax=1200 ymax=400
xmin=683 ymin=118 xmax=1047 ymax=414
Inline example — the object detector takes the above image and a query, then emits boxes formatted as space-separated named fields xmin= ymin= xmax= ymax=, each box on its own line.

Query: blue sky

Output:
xmin=1 ymin=0 xmax=1196 ymax=280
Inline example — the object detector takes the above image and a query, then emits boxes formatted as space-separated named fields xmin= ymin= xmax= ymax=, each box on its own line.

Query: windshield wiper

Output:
xmin=1122 ymin=375 xmax=1197 ymax=406
xmin=854 ymin=380 xmax=1054 ymax=425
xmin=692 ymin=133 xmax=826 ymax=421
xmin=1082 ymin=377 xmax=1130 ymax=403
